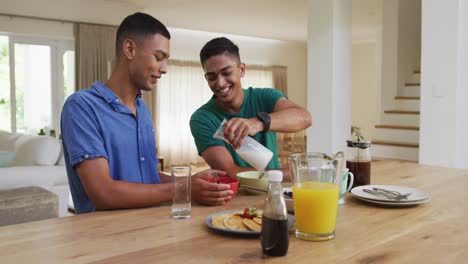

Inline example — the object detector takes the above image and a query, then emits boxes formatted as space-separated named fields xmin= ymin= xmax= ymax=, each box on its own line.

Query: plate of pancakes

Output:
xmin=205 ymin=209 xmax=295 ymax=235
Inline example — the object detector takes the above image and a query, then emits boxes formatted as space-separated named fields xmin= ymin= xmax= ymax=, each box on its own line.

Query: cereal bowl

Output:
xmin=236 ymin=171 xmax=269 ymax=193
xmin=208 ymin=176 xmax=239 ymax=201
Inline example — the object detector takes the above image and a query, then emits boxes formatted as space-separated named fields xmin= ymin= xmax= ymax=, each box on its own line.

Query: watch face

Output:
xmin=257 ymin=112 xmax=271 ymax=132
xmin=258 ymin=112 xmax=270 ymax=121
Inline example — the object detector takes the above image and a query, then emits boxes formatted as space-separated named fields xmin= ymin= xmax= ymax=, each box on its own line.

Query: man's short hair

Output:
xmin=199 ymin=37 xmax=241 ymax=68
xmin=116 ymin=12 xmax=171 ymax=57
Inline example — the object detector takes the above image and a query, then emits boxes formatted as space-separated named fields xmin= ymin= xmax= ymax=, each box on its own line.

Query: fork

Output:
xmin=372 ymin=187 xmax=412 ymax=200
xmin=363 ymin=189 xmax=410 ymax=201
xmin=363 ymin=189 xmax=395 ymax=200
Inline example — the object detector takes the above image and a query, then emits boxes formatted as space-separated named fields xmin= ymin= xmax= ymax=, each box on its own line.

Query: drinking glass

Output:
xmin=171 ymin=166 xmax=191 ymax=219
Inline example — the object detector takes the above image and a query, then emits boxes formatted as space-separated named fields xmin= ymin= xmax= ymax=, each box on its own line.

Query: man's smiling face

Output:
xmin=203 ymin=52 xmax=245 ymax=106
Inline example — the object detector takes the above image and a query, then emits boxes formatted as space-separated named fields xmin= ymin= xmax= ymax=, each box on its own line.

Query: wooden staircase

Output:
xmin=372 ymin=70 xmax=420 ymax=161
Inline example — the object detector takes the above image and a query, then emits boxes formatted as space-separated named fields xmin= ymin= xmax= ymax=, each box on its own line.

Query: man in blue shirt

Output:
xmin=61 ymin=13 xmax=233 ymax=214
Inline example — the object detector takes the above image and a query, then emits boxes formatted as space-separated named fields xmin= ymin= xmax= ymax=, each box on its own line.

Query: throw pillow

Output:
xmin=0 ymin=130 xmax=21 ymax=151
xmin=10 ymin=135 xmax=62 ymax=166
xmin=56 ymin=141 xmax=66 ymax=166
xmin=0 ymin=151 xmax=15 ymax=167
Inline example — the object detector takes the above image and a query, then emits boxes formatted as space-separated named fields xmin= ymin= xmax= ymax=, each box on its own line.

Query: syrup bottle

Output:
xmin=261 ymin=170 xmax=289 ymax=257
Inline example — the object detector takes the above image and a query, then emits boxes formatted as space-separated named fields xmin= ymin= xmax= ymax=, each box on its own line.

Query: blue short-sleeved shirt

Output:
xmin=61 ymin=81 xmax=160 ymax=214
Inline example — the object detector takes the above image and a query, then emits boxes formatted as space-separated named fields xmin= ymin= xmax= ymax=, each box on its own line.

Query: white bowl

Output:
xmin=236 ymin=171 xmax=269 ymax=194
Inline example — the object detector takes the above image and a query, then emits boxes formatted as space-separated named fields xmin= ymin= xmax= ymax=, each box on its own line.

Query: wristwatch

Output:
xmin=256 ymin=112 xmax=271 ymax=133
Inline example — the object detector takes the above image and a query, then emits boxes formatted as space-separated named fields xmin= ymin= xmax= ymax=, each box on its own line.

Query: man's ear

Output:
xmin=239 ymin=63 xmax=246 ymax=78
xmin=122 ymin=39 xmax=136 ymax=60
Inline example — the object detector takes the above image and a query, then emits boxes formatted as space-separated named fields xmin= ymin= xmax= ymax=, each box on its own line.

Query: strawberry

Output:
xmin=242 ymin=206 xmax=258 ymax=219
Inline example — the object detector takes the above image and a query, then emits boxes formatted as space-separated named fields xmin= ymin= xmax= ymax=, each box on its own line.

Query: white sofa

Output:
xmin=0 ymin=130 xmax=70 ymax=217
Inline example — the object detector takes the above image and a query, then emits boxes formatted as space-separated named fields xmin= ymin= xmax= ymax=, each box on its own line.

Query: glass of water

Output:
xmin=171 ymin=166 xmax=191 ymax=219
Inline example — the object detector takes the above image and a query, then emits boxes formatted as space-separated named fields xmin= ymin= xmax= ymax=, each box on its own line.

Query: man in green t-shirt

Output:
xmin=190 ymin=37 xmax=312 ymax=180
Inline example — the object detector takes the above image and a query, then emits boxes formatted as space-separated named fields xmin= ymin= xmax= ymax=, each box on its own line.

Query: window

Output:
xmin=0 ymin=36 xmax=10 ymax=132
xmin=242 ymin=67 xmax=274 ymax=88
xmin=0 ymin=34 xmax=74 ymax=135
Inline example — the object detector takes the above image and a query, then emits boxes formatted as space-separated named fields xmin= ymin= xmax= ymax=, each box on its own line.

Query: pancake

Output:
xmin=253 ymin=217 xmax=262 ymax=225
xmin=243 ymin=218 xmax=261 ymax=231
xmin=224 ymin=214 xmax=248 ymax=231
xmin=212 ymin=213 xmax=228 ymax=228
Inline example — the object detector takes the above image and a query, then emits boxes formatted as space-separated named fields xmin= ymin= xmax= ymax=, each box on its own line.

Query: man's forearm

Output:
xmin=269 ymin=107 xmax=312 ymax=133
xmin=94 ymin=181 xmax=172 ymax=210
xmin=159 ymin=172 xmax=172 ymax=183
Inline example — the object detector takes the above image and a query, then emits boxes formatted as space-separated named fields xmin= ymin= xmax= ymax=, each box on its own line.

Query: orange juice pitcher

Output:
xmin=288 ymin=152 xmax=344 ymax=241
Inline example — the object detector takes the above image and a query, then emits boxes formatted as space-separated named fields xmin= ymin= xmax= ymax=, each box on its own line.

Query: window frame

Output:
xmin=3 ymin=34 xmax=74 ymax=133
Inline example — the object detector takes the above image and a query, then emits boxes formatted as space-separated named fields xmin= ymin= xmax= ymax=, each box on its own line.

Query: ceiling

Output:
xmin=105 ymin=0 xmax=382 ymax=43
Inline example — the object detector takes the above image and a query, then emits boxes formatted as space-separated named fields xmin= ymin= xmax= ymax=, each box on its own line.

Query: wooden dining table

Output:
xmin=0 ymin=160 xmax=467 ymax=263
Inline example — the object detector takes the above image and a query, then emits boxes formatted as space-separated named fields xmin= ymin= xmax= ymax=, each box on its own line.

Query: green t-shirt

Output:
xmin=190 ymin=87 xmax=286 ymax=169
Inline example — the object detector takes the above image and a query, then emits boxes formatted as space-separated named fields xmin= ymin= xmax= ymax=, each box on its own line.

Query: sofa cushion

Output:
xmin=0 ymin=130 xmax=21 ymax=151
xmin=0 ymin=151 xmax=15 ymax=167
xmin=0 ymin=166 xmax=68 ymax=189
xmin=10 ymin=135 xmax=61 ymax=166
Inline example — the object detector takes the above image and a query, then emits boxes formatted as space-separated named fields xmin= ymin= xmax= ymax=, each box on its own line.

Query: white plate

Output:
xmin=351 ymin=185 xmax=430 ymax=203
xmin=354 ymin=196 xmax=431 ymax=207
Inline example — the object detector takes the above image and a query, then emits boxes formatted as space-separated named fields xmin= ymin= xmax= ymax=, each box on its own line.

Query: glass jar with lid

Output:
xmin=346 ymin=140 xmax=371 ymax=188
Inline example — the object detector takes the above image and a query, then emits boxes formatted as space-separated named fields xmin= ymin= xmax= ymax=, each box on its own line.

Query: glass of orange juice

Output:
xmin=289 ymin=153 xmax=342 ymax=241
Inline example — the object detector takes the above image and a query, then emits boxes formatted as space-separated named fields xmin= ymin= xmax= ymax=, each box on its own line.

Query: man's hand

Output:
xmin=191 ymin=169 xmax=233 ymax=205
xmin=223 ymin=117 xmax=263 ymax=149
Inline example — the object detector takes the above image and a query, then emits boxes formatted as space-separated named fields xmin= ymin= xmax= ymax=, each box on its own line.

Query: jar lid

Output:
xmin=347 ymin=140 xmax=371 ymax=149
xmin=268 ymin=170 xmax=283 ymax=182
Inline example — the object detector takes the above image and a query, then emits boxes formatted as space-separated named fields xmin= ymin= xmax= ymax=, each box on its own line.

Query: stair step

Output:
xmin=384 ymin=110 xmax=420 ymax=115
xmin=409 ymin=73 xmax=421 ymax=83
xmin=375 ymin=125 xmax=419 ymax=130
xmin=395 ymin=96 xmax=420 ymax=100
xmin=373 ymin=144 xmax=419 ymax=161
xmin=400 ymin=86 xmax=420 ymax=97
xmin=405 ymin=83 xmax=420 ymax=86
xmin=373 ymin=140 xmax=419 ymax=148
xmin=374 ymin=127 xmax=419 ymax=143
xmin=395 ymin=99 xmax=420 ymax=111
xmin=381 ymin=112 xmax=420 ymax=126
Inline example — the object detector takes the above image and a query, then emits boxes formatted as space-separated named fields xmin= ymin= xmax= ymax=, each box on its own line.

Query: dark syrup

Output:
xmin=261 ymin=216 xmax=289 ymax=256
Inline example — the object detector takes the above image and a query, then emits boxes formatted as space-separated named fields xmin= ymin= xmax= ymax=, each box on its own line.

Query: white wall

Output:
xmin=0 ymin=0 xmax=308 ymax=108
xmin=0 ymin=16 xmax=74 ymax=39
xmin=307 ymin=0 xmax=352 ymax=154
xmin=455 ymin=0 xmax=468 ymax=168
xmin=419 ymin=0 xmax=468 ymax=169
xmin=380 ymin=0 xmax=399 ymax=111
xmin=397 ymin=0 xmax=421 ymax=93
xmin=352 ymin=43 xmax=380 ymax=140
xmin=0 ymin=0 xmax=140 ymax=27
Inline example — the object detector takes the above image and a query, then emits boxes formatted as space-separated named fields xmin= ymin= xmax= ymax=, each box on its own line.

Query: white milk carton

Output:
xmin=213 ymin=119 xmax=273 ymax=171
